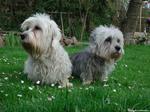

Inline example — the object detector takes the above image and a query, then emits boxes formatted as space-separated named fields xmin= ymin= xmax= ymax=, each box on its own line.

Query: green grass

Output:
xmin=0 ymin=45 xmax=150 ymax=112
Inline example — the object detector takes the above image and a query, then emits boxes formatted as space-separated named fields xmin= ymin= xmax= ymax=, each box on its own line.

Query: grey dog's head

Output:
xmin=89 ymin=25 xmax=124 ymax=61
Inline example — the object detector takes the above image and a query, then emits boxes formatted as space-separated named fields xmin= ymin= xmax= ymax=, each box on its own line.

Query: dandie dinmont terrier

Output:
xmin=71 ymin=25 xmax=124 ymax=85
xmin=20 ymin=13 xmax=72 ymax=87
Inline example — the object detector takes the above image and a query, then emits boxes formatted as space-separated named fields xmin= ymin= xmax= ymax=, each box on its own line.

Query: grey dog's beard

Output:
xmin=111 ymin=52 xmax=121 ymax=60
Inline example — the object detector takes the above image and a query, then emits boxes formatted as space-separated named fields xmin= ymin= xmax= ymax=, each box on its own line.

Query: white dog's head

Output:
xmin=90 ymin=25 xmax=124 ymax=61
xmin=20 ymin=13 xmax=61 ymax=57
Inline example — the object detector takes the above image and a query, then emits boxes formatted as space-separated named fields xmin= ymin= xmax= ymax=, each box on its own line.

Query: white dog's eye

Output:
xmin=105 ymin=36 xmax=112 ymax=43
xmin=34 ymin=26 xmax=41 ymax=30
xmin=25 ymin=27 xmax=29 ymax=31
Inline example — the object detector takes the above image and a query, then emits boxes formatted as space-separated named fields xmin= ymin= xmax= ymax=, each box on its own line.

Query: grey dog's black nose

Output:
xmin=20 ymin=33 xmax=26 ymax=40
xmin=115 ymin=46 xmax=121 ymax=51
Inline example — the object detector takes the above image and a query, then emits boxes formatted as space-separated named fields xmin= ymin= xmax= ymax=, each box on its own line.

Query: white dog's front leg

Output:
xmin=59 ymin=78 xmax=73 ymax=88
xmin=23 ymin=59 xmax=32 ymax=75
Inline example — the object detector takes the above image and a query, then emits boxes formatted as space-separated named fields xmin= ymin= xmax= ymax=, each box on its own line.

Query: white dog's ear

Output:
xmin=21 ymin=21 xmax=27 ymax=31
xmin=49 ymin=20 xmax=61 ymax=48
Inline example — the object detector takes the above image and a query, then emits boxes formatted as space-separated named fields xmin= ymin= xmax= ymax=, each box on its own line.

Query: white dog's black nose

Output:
xmin=20 ymin=33 xmax=27 ymax=40
xmin=115 ymin=46 xmax=121 ymax=51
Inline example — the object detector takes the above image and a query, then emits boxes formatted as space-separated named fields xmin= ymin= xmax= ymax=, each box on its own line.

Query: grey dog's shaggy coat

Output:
xmin=71 ymin=25 xmax=124 ymax=85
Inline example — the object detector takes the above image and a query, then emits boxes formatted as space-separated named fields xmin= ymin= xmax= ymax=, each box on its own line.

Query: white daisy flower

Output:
xmin=4 ymin=77 xmax=8 ymax=80
xmin=21 ymin=80 xmax=24 ymax=84
xmin=114 ymin=102 xmax=119 ymax=106
xmin=17 ymin=94 xmax=22 ymax=97
xmin=128 ymin=86 xmax=131 ymax=89
xmin=85 ymin=88 xmax=89 ymax=90
xmin=47 ymin=97 xmax=52 ymax=101
xmin=125 ymin=64 xmax=128 ymax=67
xmin=2 ymin=72 xmax=5 ymax=74
xmin=51 ymin=96 xmax=55 ymax=99
xmin=51 ymin=83 xmax=55 ymax=87
xmin=11 ymin=83 xmax=14 ymax=86
xmin=39 ymin=90 xmax=42 ymax=94
xmin=118 ymin=83 xmax=121 ymax=86
xmin=103 ymin=84 xmax=109 ymax=87
xmin=28 ymin=87 xmax=33 ymax=90
xmin=113 ymin=89 xmax=117 ymax=92
xmin=58 ymin=85 xmax=62 ymax=89
xmin=89 ymin=86 xmax=94 ymax=89
xmin=36 ymin=80 xmax=40 ymax=85
xmin=68 ymin=89 xmax=72 ymax=92
xmin=79 ymin=87 xmax=83 ymax=90
xmin=0 ymin=90 xmax=4 ymax=93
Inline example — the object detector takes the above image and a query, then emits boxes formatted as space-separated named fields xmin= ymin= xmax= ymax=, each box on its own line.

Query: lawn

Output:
xmin=0 ymin=44 xmax=150 ymax=112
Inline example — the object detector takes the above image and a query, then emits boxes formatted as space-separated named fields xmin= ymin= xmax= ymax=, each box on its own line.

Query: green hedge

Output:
xmin=0 ymin=0 xmax=113 ymax=40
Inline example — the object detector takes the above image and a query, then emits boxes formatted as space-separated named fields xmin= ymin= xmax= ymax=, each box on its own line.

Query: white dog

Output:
xmin=71 ymin=25 xmax=124 ymax=85
xmin=20 ymin=13 xmax=72 ymax=87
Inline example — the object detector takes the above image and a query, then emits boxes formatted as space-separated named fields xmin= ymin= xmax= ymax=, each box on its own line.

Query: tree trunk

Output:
xmin=121 ymin=0 xmax=142 ymax=34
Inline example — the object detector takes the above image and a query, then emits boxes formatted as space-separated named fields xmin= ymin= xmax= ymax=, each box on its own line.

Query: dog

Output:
xmin=20 ymin=13 xmax=72 ymax=87
xmin=71 ymin=25 xmax=124 ymax=85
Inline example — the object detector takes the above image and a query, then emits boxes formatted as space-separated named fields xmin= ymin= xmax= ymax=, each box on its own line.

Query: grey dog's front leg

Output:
xmin=99 ymin=71 xmax=109 ymax=86
xmin=80 ymin=68 xmax=93 ymax=85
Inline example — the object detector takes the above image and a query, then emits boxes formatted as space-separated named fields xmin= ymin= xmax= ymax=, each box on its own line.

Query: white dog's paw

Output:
xmin=82 ymin=80 xmax=92 ymax=85
xmin=66 ymin=82 xmax=73 ymax=87
xmin=61 ymin=82 xmax=73 ymax=88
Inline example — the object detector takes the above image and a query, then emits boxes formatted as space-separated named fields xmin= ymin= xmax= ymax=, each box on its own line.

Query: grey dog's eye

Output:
xmin=35 ymin=26 xmax=41 ymax=30
xmin=117 ymin=39 xmax=120 ymax=43
xmin=105 ymin=36 xmax=112 ymax=43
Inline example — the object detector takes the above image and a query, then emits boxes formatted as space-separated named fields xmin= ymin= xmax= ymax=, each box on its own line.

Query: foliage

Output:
xmin=0 ymin=0 xmax=113 ymax=40
xmin=4 ymin=33 xmax=21 ymax=47
xmin=0 ymin=44 xmax=150 ymax=112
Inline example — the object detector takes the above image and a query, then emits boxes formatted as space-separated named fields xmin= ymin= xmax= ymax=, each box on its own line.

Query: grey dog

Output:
xmin=71 ymin=25 xmax=124 ymax=85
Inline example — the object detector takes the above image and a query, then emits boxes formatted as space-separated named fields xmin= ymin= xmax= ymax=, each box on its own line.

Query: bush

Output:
xmin=4 ymin=33 xmax=21 ymax=47
xmin=0 ymin=0 xmax=113 ymax=41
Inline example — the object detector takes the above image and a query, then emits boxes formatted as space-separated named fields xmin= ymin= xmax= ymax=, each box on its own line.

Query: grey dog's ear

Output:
xmin=89 ymin=31 xmax=97 ymax=44
xmin=89 ymin=32 xmax=97 ymax=53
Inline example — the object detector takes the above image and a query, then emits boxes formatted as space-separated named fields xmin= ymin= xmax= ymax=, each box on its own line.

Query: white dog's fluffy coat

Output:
xmin=71 ymin=25 xmax=124 ymax=85
xmin=20 ymin=13 xmax=72 ymax=87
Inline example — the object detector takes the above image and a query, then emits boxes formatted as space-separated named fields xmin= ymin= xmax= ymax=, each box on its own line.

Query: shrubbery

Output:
xmin=0 ymin=0 xmax=113 ymax=40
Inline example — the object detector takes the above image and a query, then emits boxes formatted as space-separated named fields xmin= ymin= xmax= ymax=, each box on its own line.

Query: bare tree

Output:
xmin=121 ymin=0 xmax=142 ymax=34
xmin=107 ymin=0 xmax=129 ymax=27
